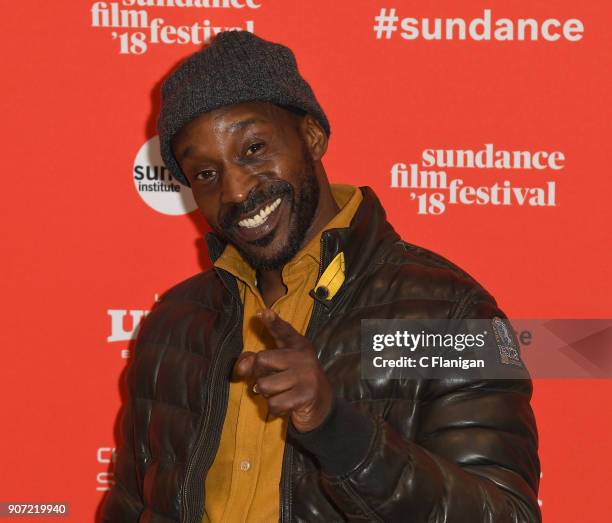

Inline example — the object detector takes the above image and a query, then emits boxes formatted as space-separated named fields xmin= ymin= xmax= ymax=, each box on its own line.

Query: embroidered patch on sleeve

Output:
xmin=491 ymin=316 xmax=524 ymax=368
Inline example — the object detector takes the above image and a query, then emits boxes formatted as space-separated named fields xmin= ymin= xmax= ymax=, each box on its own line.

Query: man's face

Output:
xmin=171 ymin=101 xmax=321 ymax=271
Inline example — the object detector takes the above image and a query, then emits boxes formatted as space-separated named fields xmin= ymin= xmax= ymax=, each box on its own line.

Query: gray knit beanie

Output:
xmin=157 ymin=30 xmax=330 ymax=187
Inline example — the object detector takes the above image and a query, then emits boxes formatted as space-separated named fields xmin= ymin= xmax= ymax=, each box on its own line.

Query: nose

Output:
xmin=220 ymin=164 xmax=258 ymax=206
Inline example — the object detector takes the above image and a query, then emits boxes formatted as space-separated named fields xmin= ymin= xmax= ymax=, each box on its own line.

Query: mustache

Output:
xmin=219 ymin=182 xmax=293 ymax=229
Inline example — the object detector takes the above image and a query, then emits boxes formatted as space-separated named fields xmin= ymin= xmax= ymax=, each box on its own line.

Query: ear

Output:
xmin=300 ymin=114 xmax=328 ymax=161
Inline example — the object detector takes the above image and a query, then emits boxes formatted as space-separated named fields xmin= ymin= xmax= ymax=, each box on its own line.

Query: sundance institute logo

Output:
xmin=133 ymin=136 xmax=197 ymax=215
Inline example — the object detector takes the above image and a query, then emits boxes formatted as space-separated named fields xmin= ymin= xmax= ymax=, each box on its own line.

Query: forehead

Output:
xmin=175 ymin=102 xmax=290 ymax=141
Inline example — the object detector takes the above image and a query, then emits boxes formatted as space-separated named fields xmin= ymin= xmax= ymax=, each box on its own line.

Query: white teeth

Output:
xmin=238 ymin=198 xmax=282 ymax=228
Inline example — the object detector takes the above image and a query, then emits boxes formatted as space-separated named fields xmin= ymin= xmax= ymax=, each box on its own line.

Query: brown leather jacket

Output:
xmin=99 ymin=186 xmax=540 ymax=522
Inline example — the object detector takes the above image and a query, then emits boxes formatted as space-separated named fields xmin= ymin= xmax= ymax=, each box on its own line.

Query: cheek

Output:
xmin=275 ymin=160 xmax=306 ymax=191
xmin=193 ymin=194 xmax=219 ymax=225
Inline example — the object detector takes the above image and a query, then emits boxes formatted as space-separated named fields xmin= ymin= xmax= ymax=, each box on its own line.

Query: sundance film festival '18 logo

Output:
xmin=90 ymin=1 xmax=261 ymax=55
xmin=390 ymin=144 xmax=564 ymax=215
xmin=133 ymin=135 xmax=197 ymax=215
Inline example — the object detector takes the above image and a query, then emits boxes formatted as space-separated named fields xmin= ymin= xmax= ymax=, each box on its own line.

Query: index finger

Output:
xmin=257 ymin=309 xmax=302 ymax=349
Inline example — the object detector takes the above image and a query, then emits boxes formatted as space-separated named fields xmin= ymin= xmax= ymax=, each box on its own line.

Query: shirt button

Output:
xmin=239 ymin=460 xmax=251 ymax=472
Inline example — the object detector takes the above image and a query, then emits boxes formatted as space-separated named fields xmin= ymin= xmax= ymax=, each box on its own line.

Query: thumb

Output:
xmin=232 ymin=351 xmax=256 ymax=380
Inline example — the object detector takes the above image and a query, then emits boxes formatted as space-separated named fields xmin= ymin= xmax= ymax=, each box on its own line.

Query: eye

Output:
xmin=246 ymin=142 xmax=265 ymax=155
xmin=194 ymin=169 xmax=217 ymax=182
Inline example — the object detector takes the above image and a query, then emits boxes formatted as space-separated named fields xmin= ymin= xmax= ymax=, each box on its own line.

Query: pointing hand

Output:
xmin=232 ymin=309 xmax=333 ymax=433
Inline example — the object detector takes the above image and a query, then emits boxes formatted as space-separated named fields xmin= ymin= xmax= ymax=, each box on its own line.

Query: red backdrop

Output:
xmin=2 ymin=1 xmax=611 ymax=521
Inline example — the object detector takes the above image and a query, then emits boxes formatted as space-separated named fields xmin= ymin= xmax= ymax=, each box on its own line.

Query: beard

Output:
xmin=218 ymin=150 xmax=320 ymax=272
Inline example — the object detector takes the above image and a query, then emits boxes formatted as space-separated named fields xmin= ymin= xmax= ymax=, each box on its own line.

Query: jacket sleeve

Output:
xmin=98 ymin=360 xmax=145 ymax=522
xmin=287 ymin=288 xmax=541 ymax=522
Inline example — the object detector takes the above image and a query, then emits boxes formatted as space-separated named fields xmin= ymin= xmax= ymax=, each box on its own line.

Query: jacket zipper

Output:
xmin=279 ymin=232 xmax=331 ymax=523
xmin=181 ymin=292 xmax=243 ymax=523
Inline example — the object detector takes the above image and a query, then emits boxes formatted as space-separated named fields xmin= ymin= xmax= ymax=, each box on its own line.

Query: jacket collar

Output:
xmin=205 ymin=186 xmax=400 ymax=300
xmin=318 ymin=186 xmax=400 ymax=289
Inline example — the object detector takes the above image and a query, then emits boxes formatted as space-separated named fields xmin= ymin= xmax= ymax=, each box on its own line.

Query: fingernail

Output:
xmin=257 ymin=308 xmax=273 ymax=320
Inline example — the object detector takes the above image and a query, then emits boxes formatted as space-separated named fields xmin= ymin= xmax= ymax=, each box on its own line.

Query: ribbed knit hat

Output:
xmin=157 ymin=30 xmax=330 ymax=187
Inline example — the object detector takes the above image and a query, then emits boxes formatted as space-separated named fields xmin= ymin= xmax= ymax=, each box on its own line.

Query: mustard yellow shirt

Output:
xmin=203 ymin=184 xmax=363 ymax=523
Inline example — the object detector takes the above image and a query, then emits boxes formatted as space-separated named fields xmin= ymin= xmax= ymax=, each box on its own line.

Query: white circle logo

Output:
xmin=133 ymin=135 xmax=197 ymax=216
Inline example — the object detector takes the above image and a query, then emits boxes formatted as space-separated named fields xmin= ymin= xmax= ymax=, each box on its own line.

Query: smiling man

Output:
xmin=100 ymin=31 xmax=541 ymax=522
xmin=172 ymin=100 xmax=336 ymax=283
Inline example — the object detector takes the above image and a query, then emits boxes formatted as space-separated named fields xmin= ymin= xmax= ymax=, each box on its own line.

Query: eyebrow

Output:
xmin=225 ymin=117 xmax=266 ymax=134
xmin=177 ymin=117 xmax=267 ymax=161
